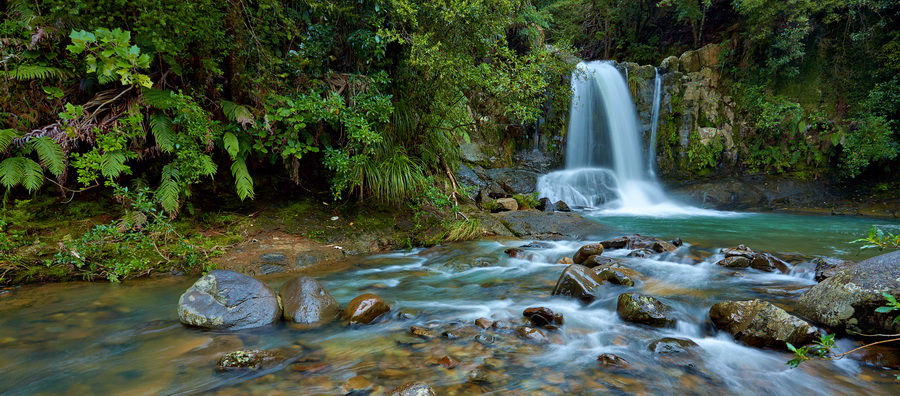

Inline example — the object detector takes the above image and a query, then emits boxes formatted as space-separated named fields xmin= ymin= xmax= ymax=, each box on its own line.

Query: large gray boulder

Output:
xmin=279 ymin=277 xmax=341 ymax=327
xmin=709 ymin=300 xmax=820 ymax=349
xmin=551 ymin=264 xmax=605 ymax=302
xmin=178 ymin=270 xmax=282 ymax=330
xmin=796 ymin=250 xmax=900 ymax=334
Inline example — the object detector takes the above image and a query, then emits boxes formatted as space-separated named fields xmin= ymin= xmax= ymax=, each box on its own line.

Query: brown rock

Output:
xmin=279 ymin=277 xmax=341 ymax=327
xmin=523 ymin=307 xmax=555 ymax=327
xmin=651 ymin=240 xmax=677 ymax=253
xmin=573 ymin=243 xmax=605 ymax=264
xmin=504 ymin=247 xmax=526 ymax=258
xmin=410 ymin=326 xmax=434 ymax=339
xmin=439 ymin=355 xmax=460 ymax=369
xmin=340 ymin=376 xmax=373 ymax=394
xmin=342 ymin=293 xmax=391 ymax=325
xmin=750 ymin=253 xmax=789 ymax=273
xmin=812 ymin=257 xmax=854 ymax=282
xmin=556 ymin=256 xmax=574 ymax=265
xmin=494 ymin=198 xmax=518 ymax=212
xmin=515 ymin=326 xmax=549 ymax=343
xmin=597 ymin=353 xmax=630 ymax=367
xmin=716 ymin=256 xmax=751 ymax=269
xmin=582 ymin=254 xmax=617 ymax=268
xmin=474 ymin=317 xmax=493 ymax=329
xmin=616 ymin=293 xmax=676 ymax=327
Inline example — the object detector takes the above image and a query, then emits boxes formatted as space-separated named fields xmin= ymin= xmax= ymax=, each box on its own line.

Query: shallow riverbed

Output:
xmin=1 ymin=211 xmax=899 ymax=395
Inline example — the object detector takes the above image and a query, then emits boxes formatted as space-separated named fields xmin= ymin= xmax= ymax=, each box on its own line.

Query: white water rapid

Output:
xmin=537 ymin=61 xmax=721 ymax=216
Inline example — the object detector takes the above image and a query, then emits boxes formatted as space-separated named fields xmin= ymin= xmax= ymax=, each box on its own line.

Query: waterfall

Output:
xmin=647 ymin=67 xmax=662 ymax=177
xmin=538 ymin=61 xmax=712 ymax=216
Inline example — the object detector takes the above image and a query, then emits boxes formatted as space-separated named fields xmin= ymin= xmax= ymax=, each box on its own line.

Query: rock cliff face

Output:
xmin=620 ymin=44 xmax=736 ymax=179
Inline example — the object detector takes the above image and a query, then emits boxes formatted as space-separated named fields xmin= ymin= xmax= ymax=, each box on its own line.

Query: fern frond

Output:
xmin=221 ymin=100 xmax=255 ymax=127
xmin=230 ymin=158 xmax=254 ymax=200
xmin=157 ymin=166 xmax=181 ymax=215
xmin=30 ymin=136 xmax=66 ymax=176
xmin=100 ymin=151 xmax=128 ymax=179
xmin=20 ymin=158 xmax=44 ymax=192
xmin=223 ymin=132 xmax=239 ymax=159
xmin=141 ymin=88 xmax=177 ymax=110
xmin=149 ymin=113 xmax=175 ymax=152
xmin=0 ymin=157 xmax=27 ymax=189
xmin=0 ymin=129 xmax=20 ymax=152
xmin=196 ymin=154 xmax=217 ymax=176
xmin=3 ymin=65 xmax=71 ymax=80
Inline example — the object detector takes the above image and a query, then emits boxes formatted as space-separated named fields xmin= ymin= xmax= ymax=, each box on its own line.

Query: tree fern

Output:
xmin=223 ymin=132 xmax=239 ymax=159
xmin=100 ymin=151 xmax=128 ymax=179
xmin=3 ymin=65 xmax=71 ymax=80
xmin=20 ymin=158 xmax=44 ymax=192
xmin=0 ymin=129 xmax=19 ymax=152
xmin=157 ymin=165 xmax=182 ymax=214
xmin=149 ymin=113 xmax=175 ymax=152
xmin=30 ymin=136 xmax=66 ymax=176
xmin=0 ymin=157 xmax=27 ymax=189
xmin=142 ymin=88 xmax=177 ymax=110
xmin=230 ymin=158 xmax=255 ymax=200
xmin=221 ymin=100 xmax=254 ymax=127
xmin=196 ymin=154 xmax=217 ymax=176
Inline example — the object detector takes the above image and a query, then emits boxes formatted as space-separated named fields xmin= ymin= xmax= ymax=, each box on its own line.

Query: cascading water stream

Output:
xmin=538 ymin=61 xmax=719 ymax=216
xmin=647 ymin=67 xmax=662 ymax=177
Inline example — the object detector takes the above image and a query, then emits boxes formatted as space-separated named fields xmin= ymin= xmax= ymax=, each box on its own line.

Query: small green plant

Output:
xmin=852 ymin=226 xmax=900 ymax=251
xmin=786 ymin=334 xmax=835 ymax=368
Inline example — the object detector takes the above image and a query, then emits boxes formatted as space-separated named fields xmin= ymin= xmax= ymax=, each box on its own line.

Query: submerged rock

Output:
xmin=648 ymin=337 xmax=699 ymax=354
xmin=796 ymin=250 xmax=900 ymax=334
xmin=343 ymin=293 xmax=391 ymax=325
xmin=475 ymin=317 xmax=494 ymax=329
xmin=597 ymin=353 xmax=630 ymax=368
xmin=493 ymin=211 xmax=606 ymax=240
xmin=709 ymin=300 xmax=819 ymax=349
xmin=515 ymin=326 xmax=549 ymax=343
xmin=216 ymin=349 xmax=276 ymax=371
xmin=389 ymin=381 xmax=436 ymax=396
xmin=616 ymin=293 xmax=676 ymax=327
xmin=279 ymin=277 xmax=341 ymax=328
xmin=573 ymin=243 xmax=605 ymax=264
xmin=551 ymin=264 xmax=605 ymax=302
xmin=812 ymin=257 xmax=854 ymax=282
xmin=178 ymin=270 xmax=282 ymax=330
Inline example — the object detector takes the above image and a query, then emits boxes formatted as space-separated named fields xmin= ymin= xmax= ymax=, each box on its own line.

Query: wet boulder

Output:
xmin=715 ymin=256 xmax=751 ymax=269
xmin=813 ymin=257 xmax=854 ymax=282
xmin=523 ymin=307 xmax=555 ymax=327
xmin=721 ymin=245 xmax=755 ymax=259
xmin=556 ymin=256 xmax=574 ymax=265
xmin=389 ymin=381 xmax=436 ymax=396
xmin=178 ymin=270 xmax=282 ymax=330
xmin=582 ymin=254 xmax=617 ymax=268
xmin=597 ymin=269 xmax=636 ymax=287
xmin=626 ymin=249 xmax=654 ymax=258
xmin=750 ymin=253 xmax=789 ymax=273
xmin=573 ymin=243 xmax=604 ymax=264
xmin=651 ymin=240 xmax=678 ymax=253
xmin=796 ymin=250 xmax=900 ymax=334
xmin=279 ymin=277 xmax=341 ymax=327
xmin=342 ymin=293 xmax=391 ymax=325
xmin=551 ymin=264 xmax=605 ymax=302
xmin=616 ymin=293 xmax=676 ymax=327
xmin=597 ymin=353 xmax=630 ymax=368
xmin=709 ymin=300 xmax=820 ymax=349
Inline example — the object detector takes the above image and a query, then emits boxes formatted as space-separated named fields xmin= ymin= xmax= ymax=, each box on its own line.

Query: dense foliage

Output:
xmin=0 ymin=0 xmax=572 ymax=213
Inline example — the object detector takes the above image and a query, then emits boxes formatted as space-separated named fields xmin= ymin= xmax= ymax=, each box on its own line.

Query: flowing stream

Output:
xmin=1 ymin=215 xmax=899 ymax=395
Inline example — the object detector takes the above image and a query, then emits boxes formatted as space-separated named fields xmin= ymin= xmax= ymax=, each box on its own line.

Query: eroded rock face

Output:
xmin=616 ymin=293 xmax=676 ymax=327
xmin=178 ymin=270 xmax=282 ymax=330
xmin=279 ymin=277 xmax=341 ymax=327
xmin=573 ymin=243 xmax=604 ymax=264
xmin=551 ymin=264 xmax=605 ymax=302
xmin=342 ymin=293 xmax=391 ymax=325
xmin=709 ymin=300 xmax=819 ymax=349
xmin=813 ymin=257 xmax=854 ymax=282
xmin=796 ymin=251 xmax=900 ymax=334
